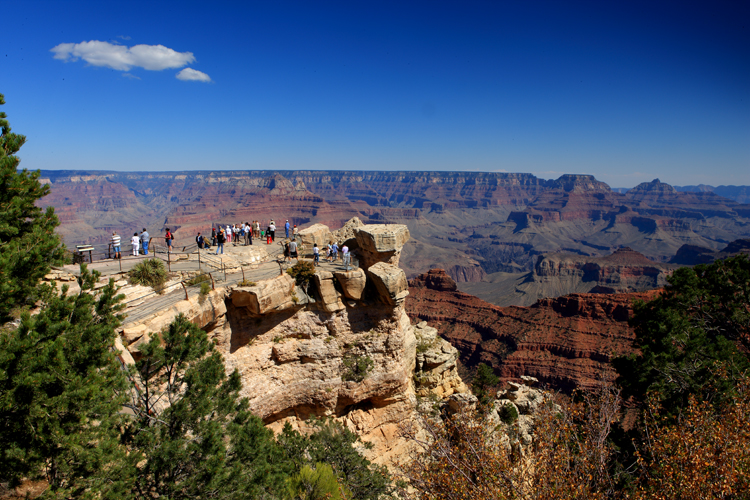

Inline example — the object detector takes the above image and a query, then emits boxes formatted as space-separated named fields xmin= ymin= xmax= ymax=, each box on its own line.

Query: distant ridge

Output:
xmin=614 ymin=183 xmax=750 ymax=204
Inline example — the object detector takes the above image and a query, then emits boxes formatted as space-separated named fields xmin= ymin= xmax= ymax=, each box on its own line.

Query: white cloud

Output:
xmin=51 ymin=40 xmax=195 ymax=71
xmin=122 ymin=73 xmax=141 ymax=80
xmin=176 ymin=68 xmax=212 ymax=82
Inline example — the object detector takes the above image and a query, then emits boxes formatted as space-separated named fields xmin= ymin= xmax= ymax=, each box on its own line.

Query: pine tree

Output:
xmin=122 ymin=313 xmax=292 ymax=499
xmin=614 ymin=255 xmax=750 ymax=415
xmin=0 ymin=93 xmax=65 ymax=321
xmin=0 ymin=265 xmax=130 ymax=497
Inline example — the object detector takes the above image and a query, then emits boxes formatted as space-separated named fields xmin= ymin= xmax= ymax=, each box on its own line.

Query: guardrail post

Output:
xmin=198 ymin=251 xmax=201 ymax=271
xmin=223 ymin=260 xmax=226 ymax=282
xmin=168 ymin=250 xmax=171 ymax=272
xmin=209 ymin=273 xmax=215 ymax=290
xmin=181 ymin=282 xmax=188 ymax=301
xmin=241 ymin=266 xmax=245 ymax=282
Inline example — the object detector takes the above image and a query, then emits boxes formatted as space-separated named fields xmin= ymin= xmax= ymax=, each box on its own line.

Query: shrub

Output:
xmin=128 ymin=258 xmax=168 ymax=288
xmin=342 ymin=354 xmax=374 ymax=382
xmin=287 ymin=260 xmax=316 ymax=287
xmin=186 ymin=273 xmax=209 ymax=286
xmin=498 ymin=402 xmax=519 ymax=425
xmin=237 ymin=279 xmax=256 ymax=287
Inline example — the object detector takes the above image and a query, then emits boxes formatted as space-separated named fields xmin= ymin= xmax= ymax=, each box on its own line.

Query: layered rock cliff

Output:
xmin=407 ymin=269 xmax=652 ymax=391
xmin=115 ymin=224 xmax=466 ymax=467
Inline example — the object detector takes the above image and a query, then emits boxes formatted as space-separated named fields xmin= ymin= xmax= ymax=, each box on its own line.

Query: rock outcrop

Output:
xmin=354 ymin=224 xmax=411 ymax=269
xmin=115 ymin=223 xmax=435 ymax=467
xmin=413 ymin=321 xmax=468 ymax=397
xmin=367 ymin=262 xmax=409 ymax=306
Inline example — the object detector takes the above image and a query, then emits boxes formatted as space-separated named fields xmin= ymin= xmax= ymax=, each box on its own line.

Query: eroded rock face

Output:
xmin=367 ymin=262 xmax=409 ymax=306
xmin=297 ymin=223 xmax=332 ymax=250
xmin=331 ymin=217 xmax=365 ymax=244
xmin=414 ymin=321 xmax=468 ymax=397
xmin=313 ymin=270 xmax=346 ymax=313
xmin=354 ymin=224 xmax=411 ymax=269
xmin=334 ymin=268 xmax=367 ymax=301
xmin=216 ymin=299 xmax=419 ymax=466
xmin=409 ymin=268 xmax=457 ymax=291
xmin=231 ymin=274 xmax=296 ymax=315
xmin=407 ymin=268 xmax=653 ymax=391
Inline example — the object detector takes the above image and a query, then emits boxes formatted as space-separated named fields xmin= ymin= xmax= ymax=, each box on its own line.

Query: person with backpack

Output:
xmin=196 ymin=232 xmax=205 ymax=249
xmin=215 ymin=229 xmax=226 ymax=255
xmin=165 ymin=228 xmax=174 ymax=253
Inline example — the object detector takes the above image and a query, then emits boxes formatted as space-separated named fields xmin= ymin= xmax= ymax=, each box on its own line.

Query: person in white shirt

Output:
xmin=342 ymin=244 xmax=350 ymax=270
xmin=313 ymin=243 xmax=320 ymax=266
xmin=226 ymin=224 xmax=232 ymax=243
xmin=269 ymin=221 xmax=276 ymax=241
xmin=131 ymin=233 xmax=140 ymax=256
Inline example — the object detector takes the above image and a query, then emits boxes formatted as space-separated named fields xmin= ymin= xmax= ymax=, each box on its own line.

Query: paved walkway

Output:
xmin=111 ymin=241 xmax=359 ymax=327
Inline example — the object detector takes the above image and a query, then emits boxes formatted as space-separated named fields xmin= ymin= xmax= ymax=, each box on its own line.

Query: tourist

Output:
xmin=233 ymin=224 xmax=240 ymax=245
xmin=342 ymin=243 xmax=350 ymax=270
xmin=313 ymin=243 xmax=320 ymax=266
xmin=140 ymin=228 xmax=150 ymax=255
xmin=285 ymin=220 xmax=290 ymax=239
xmin=331 ymin=241 xmax=339 ymax=262
xmin=111 ymin=231 xmax=121 ymax=260
xmin=293 ymin=224 xmax=299 ymax=238
xmin=245 ymin=222 xmax=252 ymax=245
xmin=269 ymin=220 xmax=276 ymax=241
xmin=216 ymin=229 xmax=225 ymax=255
xmin=326 ymin=242 xmax=333 ymax=262
xmin=211 ymin=227 xmax=217 ymax=246
xmin=165 ymin=228 xmax=173 ymax=254
xmin=226 ymin=224 xmax=232 ymax=244
xmin=131 ymin=232 xmax=140 ymax=257
xmin=288 ymin=238 xmax=298 ymax=262
xmin=196 ymin=232 xmax=204 ymax=249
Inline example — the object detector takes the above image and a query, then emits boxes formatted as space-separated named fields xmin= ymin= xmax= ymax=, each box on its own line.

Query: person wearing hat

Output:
xmin=111 ymin=231 xmax=121 ymax=259
xmin=285 ymin=220 xmax=290 ymax=239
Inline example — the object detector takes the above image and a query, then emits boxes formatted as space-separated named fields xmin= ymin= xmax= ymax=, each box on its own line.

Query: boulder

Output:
xmin=334 ymin=268 xmax=367 ymax=301
xmin=231 ymin=274 xmax=296 ymax=315
xmin=367 ymin=262 xmax=409 ymax=306
xmin=313 ymin=270 xmax=345 ymax=313
xmin=354 ymin=224 xmax=410 ymax=269
xmin=297 ymin=223 xmax=332 ymax=252
xmin=331 ymin=217 xmax=365 ymax=244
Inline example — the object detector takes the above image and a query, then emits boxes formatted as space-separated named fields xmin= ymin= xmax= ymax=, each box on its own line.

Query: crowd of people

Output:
xmin=107 ymin=221 xmax=355 ymax=271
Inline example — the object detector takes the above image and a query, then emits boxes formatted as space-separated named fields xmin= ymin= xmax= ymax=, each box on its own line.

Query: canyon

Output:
xmin=407 ymin=268 xmax=651 ymax=391
xmin=38 ymin=170 xmax=750 ymax=308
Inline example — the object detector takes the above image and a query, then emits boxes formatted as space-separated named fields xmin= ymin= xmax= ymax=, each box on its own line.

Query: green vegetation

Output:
xmin=342 ymin=354 xmax=374 ymax=382
xmin=497 ymin=402 xmax=519 ymax=425
xmin=128 ymin=258 xmax=168 ymax=288
xmin=199 ymin=280 xmax=211 ymax=295
xmin=287 ymin=260 xmax=316 ymax=287
xmin=614 ymin=254 xmax=750 ymax=416
xmin=0 ymin=93 xmax=65 ymax=322
xmin=237 ymin=278 xmax=257 ymax=287
xmin=471 ymin=362 xmax=499 ymax=407
xmin=277 ymin=419 xmax=394 ymax=500
xmin=186 ymin=273 xmax=210 ymax=286
xmin=288 ymin=462 xmax=351 ymax=500
xmin=0 ymin=265 xmax=128 ymax=496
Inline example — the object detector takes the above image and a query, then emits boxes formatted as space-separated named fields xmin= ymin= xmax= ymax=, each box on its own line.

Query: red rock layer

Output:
xmin=407 ymin=269 xmax=658 ymax=391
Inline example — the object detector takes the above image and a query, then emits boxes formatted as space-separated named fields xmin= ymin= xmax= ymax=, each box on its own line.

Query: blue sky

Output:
xmin=2 ymin=0 xmax=748 ymax=187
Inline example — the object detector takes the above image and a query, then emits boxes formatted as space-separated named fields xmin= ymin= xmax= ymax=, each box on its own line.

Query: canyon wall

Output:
xmin=39 ymin=170 xmax=750 ymax=303
xmin=407 ymin=268 xmax=653 ymax=391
